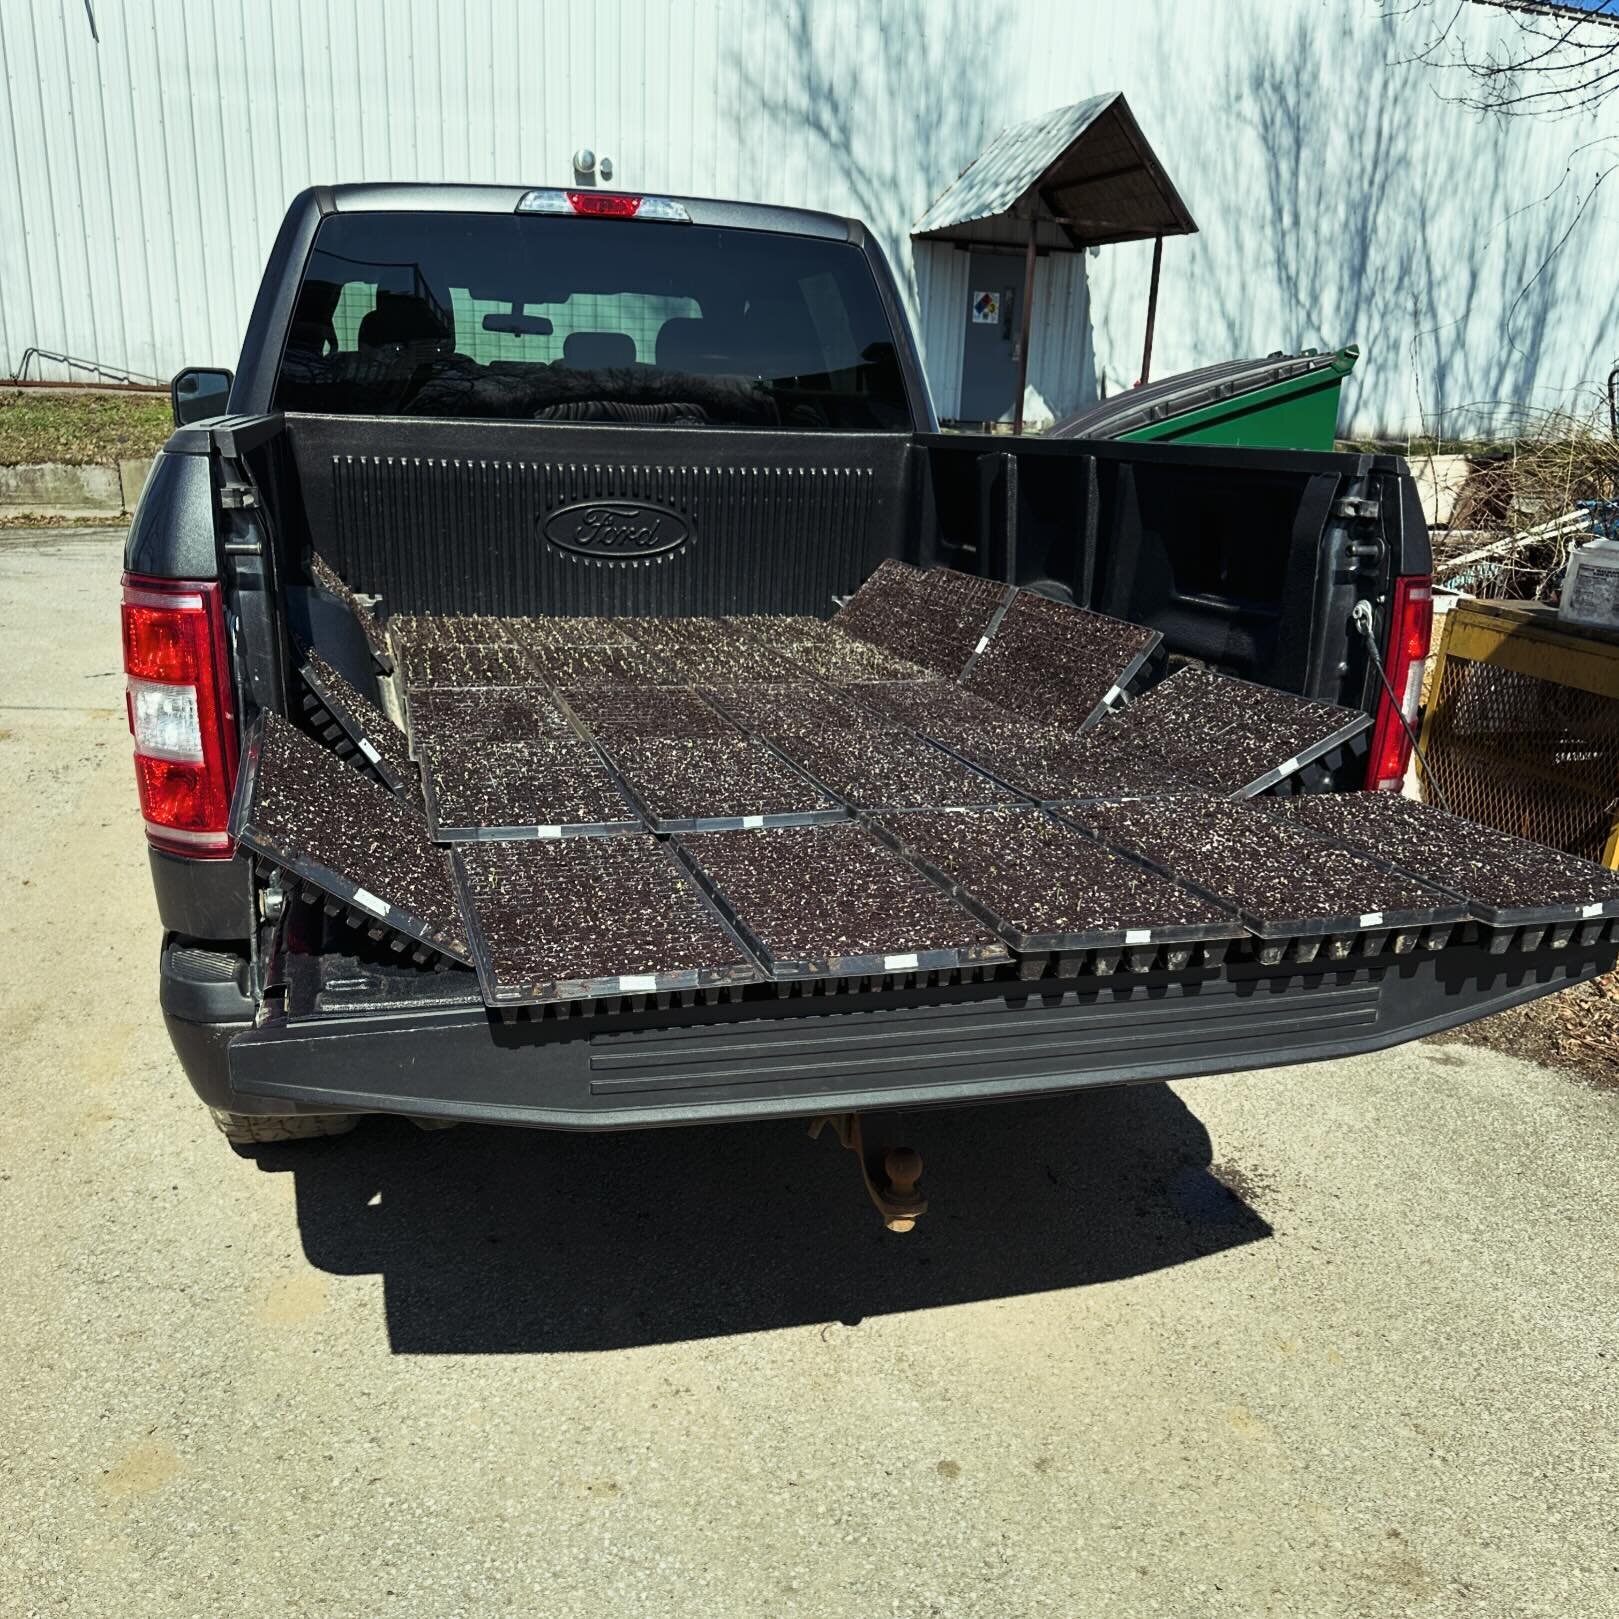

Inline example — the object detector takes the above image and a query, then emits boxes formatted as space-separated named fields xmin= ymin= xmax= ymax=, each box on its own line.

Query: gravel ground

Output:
xmin=4 ymin=529 xmax=1618 ymax=1618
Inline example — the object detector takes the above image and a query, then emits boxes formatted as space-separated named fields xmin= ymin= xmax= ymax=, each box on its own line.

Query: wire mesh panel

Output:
xmin=1420 ymin=600 xmax=1619 ymax=866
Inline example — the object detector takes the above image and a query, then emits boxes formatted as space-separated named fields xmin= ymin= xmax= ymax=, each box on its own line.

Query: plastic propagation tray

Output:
xmin=960 ymin=590 xmax=1163 ymax=731
xmin=700 ymin=680 xmax=881 ymax=739
xmin=866 ymin=805 xmax=1246 ymax=974
xmin=419 ymin=737 xmax=643 ymax=841
xmin=404 ymin=685 xmax=578 ymax=760
xmin=626 ymin=617 xmax=794 ymax=682
xmin=299 ymin=654 xmax=415 ymax=794
xmin=1274 ymin=791 xmax=1619 ymax=947
xmin=746 ymin=615 xmax=934 ymax=683
xmin=930 ymin=718 xmax=1195 ymax=805
xmin=1069 ymin=792 xmax=1469 ymax=965
xmin=600 ymin=734 xmax=848 ymax=832
xmin=558 ymin=685 xmax=742 ymax=741
xmin=526 ymin=644 xmax=676 ymax=688
xmin=310 ymin=553 xmax=393 ymax=672
xmin=671 ymin=822 xmax=1011 ymax=984
xmin=402 ymin=641 xmax=542 ymax=690
xmin=1109 ymin=668 xmax=1371 ymax=797
xmin=453 ymin=835 xmax=761 ymax=1007
xmin=833 ymin=563 xmax=1015 ymax=677
xmin=230 ymin=713 xmax=471 ymax=963
xmin=769 ymin=725 xmax=1024 ymax=812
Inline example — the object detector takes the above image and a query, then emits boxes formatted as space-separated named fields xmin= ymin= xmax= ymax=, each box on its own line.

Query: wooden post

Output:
xmin=1139 ymin=234 xmax=1164 ymax=386
xmin=1012 ymin=218 xmax=1037 ymax=435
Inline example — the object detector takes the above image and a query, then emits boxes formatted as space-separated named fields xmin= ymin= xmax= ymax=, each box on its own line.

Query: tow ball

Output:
xmin=808 ymin=1111 xmax=927 ymax=1233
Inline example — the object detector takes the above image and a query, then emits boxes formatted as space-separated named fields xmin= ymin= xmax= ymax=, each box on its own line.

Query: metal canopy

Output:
xmin=912 ymin=93 xmax=1197 ymax=250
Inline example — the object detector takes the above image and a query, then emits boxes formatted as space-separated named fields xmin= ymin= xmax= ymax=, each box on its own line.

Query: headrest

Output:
xmin=562 ymin=331 xmax=638 ymax=369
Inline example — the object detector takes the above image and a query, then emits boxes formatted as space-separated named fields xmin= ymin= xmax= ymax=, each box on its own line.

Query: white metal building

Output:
xmin=1 ymin=0 xmax=1615 ymax=436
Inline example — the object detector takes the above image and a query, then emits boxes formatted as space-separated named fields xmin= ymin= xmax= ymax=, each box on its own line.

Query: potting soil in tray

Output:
xmin=560 ymin=685 xmax=740 ymax=740
xmin=405 ymin=685 xmax=576 ymax=757
xmin=837 ymin=680 xmax=1008 ymax=734
xmin=1073 ymin=793 xmax=1460 ymax=936
xmin=748 ymin=613 xmax=933 ymax=682
xmin=941 ymin=720 xmax=1194 ymax=803
xmin=701 ymin=681 xmax=884 ymax=738
xmin=1275 ymin=791 xmax=1619 ymax=923
xmin=454 ymin=835 xmax=759 ymax=1004
xmin=402 ymin=641 xmax=540 ymax=690
xmin=867 ymin=806 xmax=1241 ymax=949
xmin=300 ymin=653 xmax=415 ymax=793
xmin=231 ymin=712 xmax=470 ymax=960
xmin=512 ymin=616 xmax=636 ymax=649
xmin=672 ymin=822 xmax=1008 ymax=977
xmin=602 ymin=734 xmax=843 ymax=828
xmin=834 ymin=564 xmax=1011 ymax=676
xmin=770 ymin=725 xmax=1022 ymax=811
xmin=420 ymin=738 xmax=640 ymax=839
xmin=1110 ymin=668 xmax=1369 ymax=794
xmin=960 ymin=591 xmax=1160 ymax=729
xmin=526 ymin=645 xmax=675 ymax=687
xmin=388 ymin=613 xmax=533 ymax=650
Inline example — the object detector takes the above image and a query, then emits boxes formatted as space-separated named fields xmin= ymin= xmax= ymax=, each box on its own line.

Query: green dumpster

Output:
xmin=1049 ymin=345 xmax=1359 ymax=452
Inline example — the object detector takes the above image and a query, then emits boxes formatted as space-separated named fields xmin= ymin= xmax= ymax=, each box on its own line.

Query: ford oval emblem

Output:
xmin=543 ymin=500 xmax=690 ymax=560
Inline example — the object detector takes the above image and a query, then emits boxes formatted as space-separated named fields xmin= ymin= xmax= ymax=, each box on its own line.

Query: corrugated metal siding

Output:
xmin=2 ymin=0 xmax=1616 ymax=436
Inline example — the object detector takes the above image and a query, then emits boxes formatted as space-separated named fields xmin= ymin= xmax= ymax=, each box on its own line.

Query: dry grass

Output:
xmin=0 ymin=388 xmax=171 ymax=465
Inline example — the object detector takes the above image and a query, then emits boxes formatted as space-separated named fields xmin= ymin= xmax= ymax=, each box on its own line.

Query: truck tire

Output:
xmin=208 ymin=1107 xmax=359 ymax=1145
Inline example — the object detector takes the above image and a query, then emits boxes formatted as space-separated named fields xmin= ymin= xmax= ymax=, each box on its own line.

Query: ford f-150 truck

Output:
xmin=126 ymin=184 xmax=1617 ymax=1216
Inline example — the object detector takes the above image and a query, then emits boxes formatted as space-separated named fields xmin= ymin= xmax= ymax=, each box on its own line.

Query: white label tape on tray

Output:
xmin=975 ymin=635 xmax=990 ymax=654
xmin=1359 ymin=912 xmax=1384 ymax=928
xmin=1279 ymin=755 xmax=1302 ymax=776
xmin=743 ymin=815 xmax=764 ymax=829
xmin=359 ymin=739 xmax=382 ymax=764
xmin=1124 ymin=929 xmax=1152 ymax=945
xmin=618 ymin=974 xmax=658 ymax=993
xmin=1103 ymin=685 xmax=1123 ymax=707
xmin=884 ymin=952 xmax=920 ymax=971
xmin=1582 ymin=902 xmax=1606 ymax=918
xmin=351 ymin=887 xmax=389 ymax=919
xmin=536 ymin=825 xmax=562 ymax=839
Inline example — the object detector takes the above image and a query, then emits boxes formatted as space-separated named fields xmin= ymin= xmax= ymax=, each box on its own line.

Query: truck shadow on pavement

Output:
xmin=251 ymin=1084 xmax=1271 ymax=1353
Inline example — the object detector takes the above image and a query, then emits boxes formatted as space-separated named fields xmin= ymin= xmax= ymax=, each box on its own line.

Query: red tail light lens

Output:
xmin=1364 ymin=575 xmax=1433 ymax=793
xmin=121 ymin=575 xmax=238 ymax=856
xmin=566 ymin=189 xmax=642 ymax=218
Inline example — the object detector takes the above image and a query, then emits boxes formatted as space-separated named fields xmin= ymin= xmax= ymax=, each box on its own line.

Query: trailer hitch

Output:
xmin=808 ymin=1112 xmax=927 ymax=1232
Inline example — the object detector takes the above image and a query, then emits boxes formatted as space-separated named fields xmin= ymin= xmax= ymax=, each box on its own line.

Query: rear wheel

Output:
xmin=208 ymin=1107 xmax=359 ymax=1145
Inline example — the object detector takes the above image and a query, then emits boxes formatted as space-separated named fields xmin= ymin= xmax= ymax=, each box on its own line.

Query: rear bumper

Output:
xmin=197 ymin=940 xmax=1618 ymax=1131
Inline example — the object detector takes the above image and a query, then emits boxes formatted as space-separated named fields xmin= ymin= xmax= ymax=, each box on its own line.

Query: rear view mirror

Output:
xmin=482 ymin=313 xmax=554 ymax=337
xmin=171 ymin=367 xmax=233 ymax=426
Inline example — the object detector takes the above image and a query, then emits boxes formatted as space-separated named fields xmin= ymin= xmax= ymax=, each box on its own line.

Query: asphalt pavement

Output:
xmin=3 ymin=528 xmax=1616 ymax=1618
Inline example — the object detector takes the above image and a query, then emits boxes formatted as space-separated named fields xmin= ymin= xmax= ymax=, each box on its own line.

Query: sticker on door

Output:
xmin=971 ymin=291 xmax=1000 ymax=323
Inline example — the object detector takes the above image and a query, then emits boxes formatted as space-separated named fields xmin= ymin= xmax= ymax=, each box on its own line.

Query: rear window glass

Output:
xmin=274 ymin=211 xmax=910 ymax=431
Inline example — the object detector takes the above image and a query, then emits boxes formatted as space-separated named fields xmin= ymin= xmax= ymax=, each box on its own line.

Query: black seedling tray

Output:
xmin=960 ymin=590 xmax=1164 ymax=732
xmin=1109 ymin=668 xmax=1372 ymax=797
xmin=927 ymin=719 xmax=1194 ymax=806
xmin=836 ymin=565 xmax=1016 ymax=678
xmin=299 ymin=655 xmax=414 ymax=795
xmin=452 ymin=836 xmax=761 ymax=1007
xmin=769 ymin=726 xmax=1024 ymax=813
xmin=403 ymin=641 xmax=541 ymax=689
xmin=700 ymin=681 xmax=880 ymax=738
xmin=600 ymin=734 xmax=848 ymax=833
xmin=865 ymin=806 xmax=1246 ymax=957
xmin=419 ymin=738 xmax=643 ymax=841
xmin=404 ymin=684 xmax=578 ymax=760
xmin=671 ymin=824 xmax=1010 ymax=983
xmin=527 ymin=645 xmax=676 ymax=687
xmin=557 ymin=685 xmax=742 ymax=741
xmin=1274 ymin=792 xmax=1619 ymax=931
xmin=1064 ymin=795 xmax=1469 ymax=957
xmin=230 ymin=714 xmax=471 ymax=963
xmin=310 ymin=552 xmax=393 ymax=672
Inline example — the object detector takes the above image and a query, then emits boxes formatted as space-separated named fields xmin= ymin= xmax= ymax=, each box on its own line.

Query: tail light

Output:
xmin=1364 ymin=574 xmax=1433 ymax=793
xmin=121 ymin=574 xmax=238 ymax=856
xmin=515 ymin=188 xmax=691 ymax=223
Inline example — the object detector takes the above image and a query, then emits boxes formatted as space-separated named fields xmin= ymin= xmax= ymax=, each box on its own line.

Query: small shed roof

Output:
xmin=912 ymin=93 xmax=1197 ymax=251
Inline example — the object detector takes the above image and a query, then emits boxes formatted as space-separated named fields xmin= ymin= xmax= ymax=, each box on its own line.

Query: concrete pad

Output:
xmin=0 ymin=459 xmax=124 ymax=516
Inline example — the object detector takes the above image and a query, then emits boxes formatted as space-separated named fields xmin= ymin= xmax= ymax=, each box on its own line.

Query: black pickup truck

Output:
xmin=126 ymin=183 xmax=1617 ymax=1193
